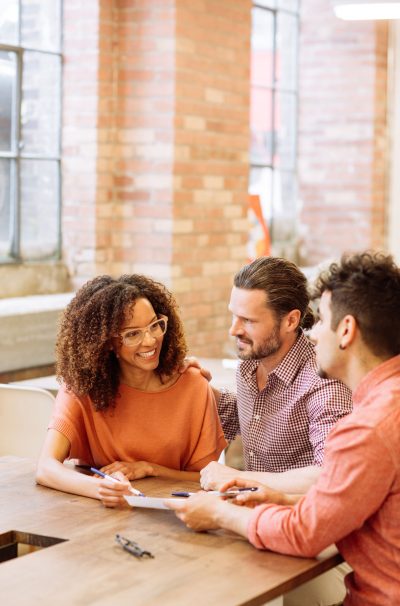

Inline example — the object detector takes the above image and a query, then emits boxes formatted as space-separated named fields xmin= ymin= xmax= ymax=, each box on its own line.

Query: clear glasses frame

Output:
xmin=117 ymin=315 xmax=168 ymax=347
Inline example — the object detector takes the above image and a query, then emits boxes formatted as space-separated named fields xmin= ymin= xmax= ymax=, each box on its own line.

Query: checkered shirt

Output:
xmin=218 ymin=331 xmax=353 ymax=472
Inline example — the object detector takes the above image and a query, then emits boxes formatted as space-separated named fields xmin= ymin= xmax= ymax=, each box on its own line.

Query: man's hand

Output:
xmin=200 ymin=461 xmax=242 ymax=490
xmin=101 ymin=460 xmax=154 ymax=480
xmin=165 ymin=493 xmax=227 ymax=531
xmin=178 ymin=356 xmax=212 ymax=382
xmin=220 ymin=477 xmax=296 ymax=507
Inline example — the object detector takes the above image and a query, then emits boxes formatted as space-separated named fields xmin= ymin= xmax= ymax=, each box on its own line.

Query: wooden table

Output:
xmin=0 ymin=457 xmax=342 ymax=606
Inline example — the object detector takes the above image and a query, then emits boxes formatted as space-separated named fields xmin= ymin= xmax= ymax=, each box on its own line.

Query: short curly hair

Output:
xmin=312 ymin=250 xmax=400 ymax=358
xmin=56 ymin=274 xmax=188 ymax=411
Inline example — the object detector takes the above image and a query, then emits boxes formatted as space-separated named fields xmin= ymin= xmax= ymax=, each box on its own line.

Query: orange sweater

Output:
xmin=49 ymin=368 xmax=227 ymax=471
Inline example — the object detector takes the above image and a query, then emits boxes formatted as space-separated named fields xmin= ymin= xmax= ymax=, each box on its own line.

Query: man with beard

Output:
xmin=167 ymin=251 xmax=400 ymax=606
xmin=200 ymin=256 xmax=352 ymax=494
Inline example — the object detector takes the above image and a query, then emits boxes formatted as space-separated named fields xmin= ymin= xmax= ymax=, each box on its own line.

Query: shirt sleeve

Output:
xmin=48 ymin=385 xmax=92 ymax=462
xmin=185 ymin=381 xmax=228 ymax=470
xmin=247 ymin=420 xmax=395 ymax=557
xmin=217 ymin=389 xmax=240 ymax=442
xmin=306 ymin=378 xmax=353 ymax=466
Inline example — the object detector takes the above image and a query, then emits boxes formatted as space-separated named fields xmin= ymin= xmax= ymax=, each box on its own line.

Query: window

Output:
xmin=249 ymin=0 xmax=299 ymax=258
xmin=0 ymin=0 xmax=62 ymax=262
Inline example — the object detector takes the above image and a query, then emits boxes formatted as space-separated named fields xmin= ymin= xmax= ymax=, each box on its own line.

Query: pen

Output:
xmin=90 ymin=467 xmax=145 ymax=496
xmin=171 ymin=487 xmax=258 ymax=498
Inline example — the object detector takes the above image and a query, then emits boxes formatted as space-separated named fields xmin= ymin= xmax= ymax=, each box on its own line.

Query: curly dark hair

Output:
xmin=56 ymin=274 xmax=188 ymax=411
xmin=234 ymin=256 xmax=315 ymax=331
xmin=312 ymin=250 xmax=400 ymax=358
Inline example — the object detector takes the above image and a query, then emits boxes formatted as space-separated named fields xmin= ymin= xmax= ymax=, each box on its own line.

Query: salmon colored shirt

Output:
xmin=49 ymin=368 xmax=227 ymax=471
xmin=247 ymin=355 xmax=400 ymax=606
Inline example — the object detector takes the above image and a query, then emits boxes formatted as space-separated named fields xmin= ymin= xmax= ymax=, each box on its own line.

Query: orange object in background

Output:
xmin=248 ymin=193 xmax=271 ymax=259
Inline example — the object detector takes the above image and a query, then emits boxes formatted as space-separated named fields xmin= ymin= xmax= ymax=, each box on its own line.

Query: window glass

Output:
xmin=255 ymin=0 xmax=277 ymax=8
xmin=0 ymin=0 xmax=19 ymax=45
xmin=251 ymin=7 xmax=274 ymax=88
xmin=277 ymin=0 xmax=299 ymax=10
xmin=271 ymin=168 xmax=298 ymax=243
xmin=276 ymin=12 xmax=298 ymax=91
xmin=274 ymin=91 xmax=297 ymax=170
xmin=21 ymin=52 xmax=61 ymax=156
xmin=0 ymin=51 xmax=17 ymax=153
xmin=0 ymin=1 xmax=62 ymax=262
xmin=249 ymin=2 xmax=299 ymax=258
xmin=21 ymin=0 xmax=62 ymax=52
xmin=250 ymin=87 xmax=274 ymax=165
xmin=0 ymin=159 xmax=13 ymax=258
xmin=20 ymin=160 xmax=59 ymax=260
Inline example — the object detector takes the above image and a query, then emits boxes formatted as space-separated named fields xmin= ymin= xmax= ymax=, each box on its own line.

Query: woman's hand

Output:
xmin=101 ymin=460 xmax=154 ymax=480
xmin=219 ymin=477 xmax=289 ymax=507
xmin=96 ymin=470 xmax=132 ymax=508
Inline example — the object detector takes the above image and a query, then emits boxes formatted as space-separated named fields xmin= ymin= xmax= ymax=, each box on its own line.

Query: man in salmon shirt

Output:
xmin=167 ymin=251 xmax=400 ymax=606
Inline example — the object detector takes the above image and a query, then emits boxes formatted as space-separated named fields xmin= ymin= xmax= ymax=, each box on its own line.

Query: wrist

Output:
xmin=146 ymin=462 xmax=157 ymax=477
xmin=213 ymin=499 xmax=232 ymax=529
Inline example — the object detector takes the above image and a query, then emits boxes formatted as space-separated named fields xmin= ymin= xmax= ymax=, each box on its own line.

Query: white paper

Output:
xmin=124 ymin=495 xmax=183 ymax=510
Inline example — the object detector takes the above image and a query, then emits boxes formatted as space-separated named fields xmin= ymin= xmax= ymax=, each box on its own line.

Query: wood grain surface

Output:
xmin=0 ymin=457 xmax=342 ymax=606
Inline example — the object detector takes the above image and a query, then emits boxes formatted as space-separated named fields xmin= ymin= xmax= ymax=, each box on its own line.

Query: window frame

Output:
xmin=0 ymin=2 xmax=63 ymax=264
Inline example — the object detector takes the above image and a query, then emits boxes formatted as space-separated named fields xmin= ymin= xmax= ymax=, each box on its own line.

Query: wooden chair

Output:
xmin=0 ymin=384 xmax=55 ymax=458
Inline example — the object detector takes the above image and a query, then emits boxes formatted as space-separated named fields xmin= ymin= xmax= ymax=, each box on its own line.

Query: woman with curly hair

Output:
xmin=36 ymin=274 xmax=226 ymax=507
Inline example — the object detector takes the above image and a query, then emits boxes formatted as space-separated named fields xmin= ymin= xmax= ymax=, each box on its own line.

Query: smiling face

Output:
xmin=114 ymin=297 xmax=165 ymax=375
xmin=228 ymin=287 xmax=284 ymax=361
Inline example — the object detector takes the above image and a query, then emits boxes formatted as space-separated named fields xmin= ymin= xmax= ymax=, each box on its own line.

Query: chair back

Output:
xmin=0 ymin=383 xmax=55 ymax=458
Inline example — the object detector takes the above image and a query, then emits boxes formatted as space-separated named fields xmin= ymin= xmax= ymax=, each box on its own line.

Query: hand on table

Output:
xmin=100 ymin=460 xmax=154 ymax=480
xmin=200 ymin=461 xmax=241 ymax=490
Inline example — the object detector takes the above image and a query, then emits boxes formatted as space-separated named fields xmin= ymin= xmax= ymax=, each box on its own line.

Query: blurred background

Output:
xmin=0 ymin=0 xmax=399 ymax=382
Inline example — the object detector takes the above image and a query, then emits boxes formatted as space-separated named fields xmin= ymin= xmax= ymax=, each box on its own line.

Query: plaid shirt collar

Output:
xmin=239 ymin=330 xmax=313 ymax=387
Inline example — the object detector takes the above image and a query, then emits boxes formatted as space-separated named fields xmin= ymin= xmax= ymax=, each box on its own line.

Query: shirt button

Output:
xmin=254 ymin=414 xmax=260 ymax=421
xmin=249 ymin=451 xmax=254 ymax=457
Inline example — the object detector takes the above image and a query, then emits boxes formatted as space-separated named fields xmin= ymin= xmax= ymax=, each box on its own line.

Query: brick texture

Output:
xmin=298 ymin=0 xmax=388 ymax=265
xmin=62 ymin=0 xmax=251 ymax=357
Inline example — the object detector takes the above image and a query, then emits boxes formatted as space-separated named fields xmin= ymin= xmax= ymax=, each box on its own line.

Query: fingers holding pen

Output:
xmin=218 ymin=477 xmax=288 ymax=507
xmin=91 ymin=469 xmax=132 ymax=508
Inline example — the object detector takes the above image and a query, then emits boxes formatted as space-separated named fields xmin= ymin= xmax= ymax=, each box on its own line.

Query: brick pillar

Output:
xmin=62 ymin=0 xmax=251 ymax=356
xmin=172 ymin=1 xmax=251 ymax=355
xmin=298 ymin=0 xmax=388 ymax=265
xmin=62 ymin=0 xmax=103 ymax=283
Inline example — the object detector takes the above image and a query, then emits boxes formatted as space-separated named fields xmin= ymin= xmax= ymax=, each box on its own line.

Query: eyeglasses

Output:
xmin=117 ymin=315 xmax=168 ymax=347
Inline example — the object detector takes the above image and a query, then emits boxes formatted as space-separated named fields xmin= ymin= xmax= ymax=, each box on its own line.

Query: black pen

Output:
xmin=171 ymin=487 xmax=258 ymax=498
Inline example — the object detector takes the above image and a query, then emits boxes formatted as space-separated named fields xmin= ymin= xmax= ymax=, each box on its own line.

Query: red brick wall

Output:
xmin=62 ymin=0 xmax=102 ymax=282
xmin=172 ymin=0 xmax=251 ymax=355
xmin=298 ymin=0 xmax=388 ymax=265
xmin=62 ymin=0 xmax=251 ymax=356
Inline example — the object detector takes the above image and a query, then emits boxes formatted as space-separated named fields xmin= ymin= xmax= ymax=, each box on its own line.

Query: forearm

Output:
xmin=238 ymin=465 xmax=321 ymax=494
xmin=36 ymin=457 xmax=100 ymax=500
xmin=214 ymin=500 xmax=254 ymax=539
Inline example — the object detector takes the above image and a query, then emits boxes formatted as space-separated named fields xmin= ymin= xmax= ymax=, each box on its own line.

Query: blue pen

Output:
xmin=90 ymin=467 xmax=145 ymax=496
xmin=171 ymin=487 xmax=258 ymax=498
